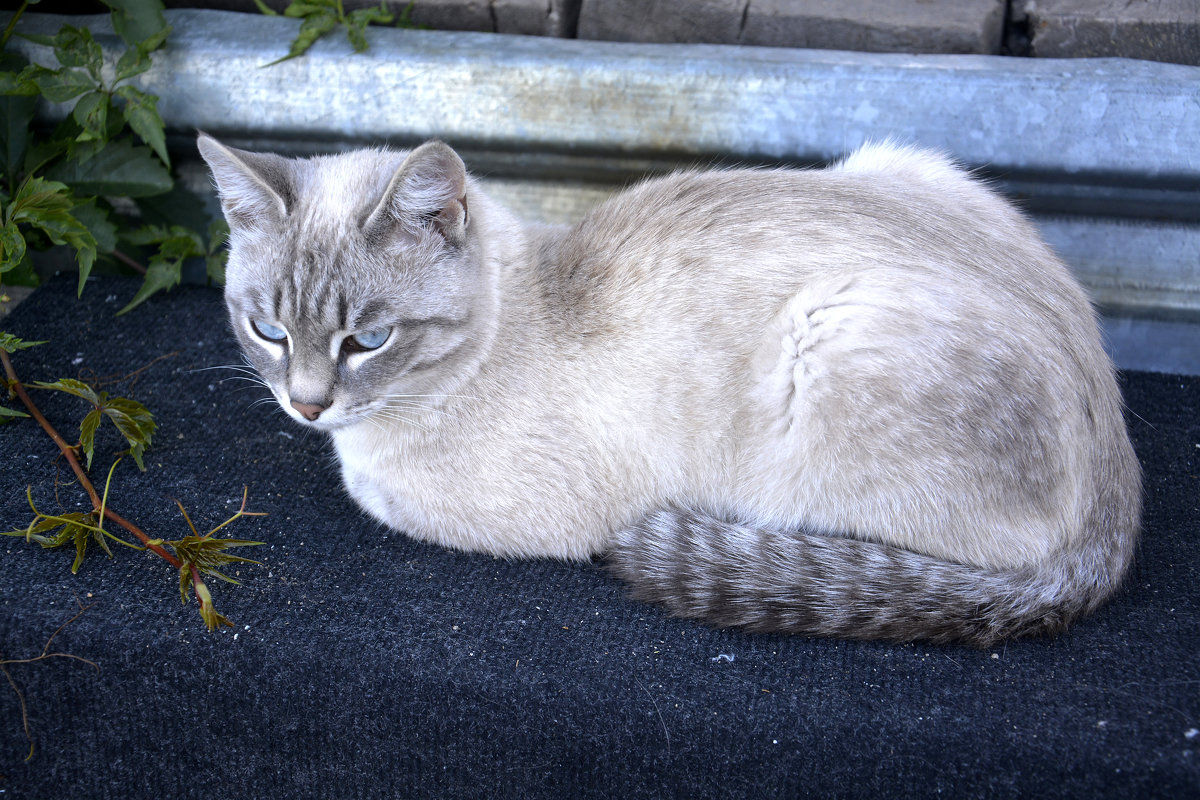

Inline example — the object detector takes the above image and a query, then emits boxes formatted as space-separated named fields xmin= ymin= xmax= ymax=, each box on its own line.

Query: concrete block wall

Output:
xmin=165 ymin=0 xmax=1200 ymax=64
xmin=1015 ymin=0 xmax=1200 ymax=65
xmin=165 ymin=0 xmax=580 ymax=37
xmin=579 ymin=0 xmax=1009 ymax=55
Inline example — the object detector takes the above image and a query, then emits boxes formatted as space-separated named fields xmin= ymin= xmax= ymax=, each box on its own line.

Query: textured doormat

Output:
xmin=1 ymin=276 xmax=1197 ymax=798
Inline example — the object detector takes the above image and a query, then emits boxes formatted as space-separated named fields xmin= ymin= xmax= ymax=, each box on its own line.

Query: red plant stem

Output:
xmin=1 ymin=348 xmax=182 ymax=569
xmin=2 ymin=350 xmax=95 ymax=502
xmin=190 ymin=564 xmax=208 ymax=606
xmin=110 ymin=248 xmax=147 ymax=275
xmin=102 ymin=508 xmax=182 ymax=569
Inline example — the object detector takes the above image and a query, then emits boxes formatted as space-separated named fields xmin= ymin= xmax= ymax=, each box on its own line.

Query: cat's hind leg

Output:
xmin=739 ymin=277 xmax=1070 ymax=569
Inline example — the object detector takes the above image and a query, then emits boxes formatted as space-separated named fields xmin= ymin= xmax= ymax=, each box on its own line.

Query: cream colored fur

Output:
xmin=199 ymin=135 xmax=1141 ymax=644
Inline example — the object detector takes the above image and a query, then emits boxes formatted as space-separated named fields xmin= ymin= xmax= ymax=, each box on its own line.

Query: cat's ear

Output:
xmin=197 ymin=133 xmax=294 ymax=228
xmin=364 ymin=140 xmax=469 ymax=247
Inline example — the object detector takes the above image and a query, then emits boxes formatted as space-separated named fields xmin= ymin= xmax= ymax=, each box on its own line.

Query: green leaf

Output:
xmin=70 ymin=199 xmax=118 ymax=254
xmin=27 ymin=66 xmax=96 ymax=104
xmin=4 ymin=176 xmax=98 ymax=281
xmin=101 ymin=396 xmax=156 ymax=470
xmin=396 ymin=2 xmax=427 ymax=30
xmin=349 ymin=1 xmax=394 ymax=27
xmin=253 ymin=0 xmax=280 ymax=15
xmin=115 ymin=86 xmax=168 ymax=167
xmin=170 ymin=534 xmax=264 ymax=579
xmin=0 ymin=332 xmax=47 ymax=354
xmin=193 ymin=579 xmax=233 ymax=631
xmin=51 ymin=27 xmax=103 ymax=76
xmin=71 ymin=91 xmax=109 ymax=144
xmin=205 ymin=218 xmax=229 ymax=284
xmin=4 ymin=510 xmax=111 ymax=573
xmin=136 ymin=224 xmax=203 ymax=256
xmin=71 ymin=520 xmax=90 ymax=572
xmin=45 ymin=137 xmax=172 ymax=198
xmin=0 ymin=404 xmax=30 ymax=420
xmin=75 ymin=238 xmax=96 ymax=291
xmin=0 ymin=510 xmax=68 ymax=543
xmin=133 ymin=182 xmax=210 ymax=232
xmin=0 ymin=91 xmax=33 ymax=170
xmin=0 ymin=71 xmax=38 ymax=97
xmin=106 ymin=0 xmax=170 ymax=49
xmin=0 ymin=220 xmax=26 ymax=274
xmin=345 ymin=22 xmax=369 ymax=54
xmin=117 ymin=223 xmax=208 ymax=311
xmin=8 ymin=176 xmax=74 ymax=221
xmin=116 ymin=252 xmax=181 ymax=316
xmin=0 ymin=53 xmax=36 ymax=178
xmin=13 ymin=33 xmax=58 ymax=50
xmin=1 ymin=250 xmax=37 ymax=286
xmin=135 ymin=25 xmax=172 ymax=56
xmin=31 ymin=377 xmax=102 ymax=407
xmin=266 ymin=10 xmax=339 ymax=65
xmin=114 ymin=45 xmax=152 ymax=83
xmin=283 ymin=2 xmax=337 ymax=17
xmin=79 ymin=407 xmax=102 ymax=470
xmin=22 ymin=134 xmax=70 ymax=179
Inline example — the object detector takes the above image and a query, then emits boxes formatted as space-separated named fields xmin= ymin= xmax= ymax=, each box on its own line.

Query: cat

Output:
xmin=198 ymin=134 xmax=1141 ymax=646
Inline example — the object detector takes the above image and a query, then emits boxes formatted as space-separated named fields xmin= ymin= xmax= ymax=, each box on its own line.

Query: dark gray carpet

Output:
xmin=1 ymin=276 xmax=1197 ymax=798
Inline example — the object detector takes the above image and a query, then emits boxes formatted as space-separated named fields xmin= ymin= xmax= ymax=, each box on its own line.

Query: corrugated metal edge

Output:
xmin=8 ymin=9 xmax=1200 ymax=320
xmin=10 ymin=9 xmax=1199 ymax=183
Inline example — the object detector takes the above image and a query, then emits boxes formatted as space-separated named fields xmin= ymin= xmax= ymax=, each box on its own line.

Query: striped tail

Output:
xmin=608 ymin=503 xmax=1137 ymax=647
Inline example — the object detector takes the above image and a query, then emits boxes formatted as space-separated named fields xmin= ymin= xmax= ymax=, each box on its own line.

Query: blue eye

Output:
xmin=345 ymin=328 xmax=390 ymax=353
xmin=251 ymin=319 xmax=288 ymax=343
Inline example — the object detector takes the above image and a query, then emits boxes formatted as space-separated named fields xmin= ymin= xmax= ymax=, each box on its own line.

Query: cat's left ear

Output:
xmin=197 ymin=133 xmax=294 ymax=229
xmin=364 ymin=140 xmax=469 ymax=247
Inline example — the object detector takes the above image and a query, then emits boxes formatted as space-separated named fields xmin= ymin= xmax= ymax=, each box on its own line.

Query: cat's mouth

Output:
xmin=275 ymin=392 xmax=355 ymax=430
xmin=280 ymin=396 xmax=395 ymax=432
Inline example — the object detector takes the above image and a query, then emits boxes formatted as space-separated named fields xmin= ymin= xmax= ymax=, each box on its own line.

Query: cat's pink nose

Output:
xmin=291 ymin=400 xmax=326 ymax=421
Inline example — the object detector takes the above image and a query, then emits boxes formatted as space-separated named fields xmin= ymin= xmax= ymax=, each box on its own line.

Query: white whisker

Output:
xmin=217 ymin=376 xmax=269 ymax=387
xmin=373 ymin=410 xmax=433 ymax=432
xmin=190 ymin=364 xmax=263 ymax=378
xmin=379 ymin=393 xmax=480 ymax=402
xmin=387 ymin=402 xmax=454 ymax=419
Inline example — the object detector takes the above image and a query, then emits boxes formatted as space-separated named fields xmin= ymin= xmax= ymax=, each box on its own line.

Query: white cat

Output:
xmin=199 ymin=135 xmax=1141 ymax=645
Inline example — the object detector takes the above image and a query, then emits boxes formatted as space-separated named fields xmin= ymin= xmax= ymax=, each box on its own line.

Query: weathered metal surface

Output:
xmin=11 ymin=9 xmax=1199 ymax=182
xmin=8 ymin=9 xmax=1200 ymax=320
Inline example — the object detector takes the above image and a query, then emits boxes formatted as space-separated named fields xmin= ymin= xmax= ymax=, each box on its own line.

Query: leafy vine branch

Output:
xmin=0 ymin=0 xmax=228 ymax=313
xmin=1 ymin=334 xmax=265 ymax=632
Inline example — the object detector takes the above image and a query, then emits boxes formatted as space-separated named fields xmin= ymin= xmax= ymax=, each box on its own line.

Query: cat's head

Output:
xmin=198 ymin=135 xmax=499 ymax=431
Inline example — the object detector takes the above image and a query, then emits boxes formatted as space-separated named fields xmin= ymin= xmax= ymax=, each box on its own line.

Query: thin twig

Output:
xmin=86 ymin=350 xmax=179 ymax=391
xmin=0 ymin=600 xmax=98 ymax=761
xmin=109 ymin=248 xmax=147 ymax=275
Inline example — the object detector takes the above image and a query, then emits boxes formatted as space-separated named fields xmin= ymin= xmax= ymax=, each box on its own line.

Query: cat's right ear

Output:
xmin=363 ymin=140 xmax=469 ymax=248
xmin=197 ymin=133 xmax=294 ymax=229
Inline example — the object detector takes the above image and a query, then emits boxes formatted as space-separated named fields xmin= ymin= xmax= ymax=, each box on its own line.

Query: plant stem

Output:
xmin=0 ymin=1 xmax=29 ymax=50
xmin=1 ymin=349 xmax=95 ymax=504
xmin=110 ymin=248 xmax=147 ymax=275
xmin=0 ymin=347 xmax=181 ymax=569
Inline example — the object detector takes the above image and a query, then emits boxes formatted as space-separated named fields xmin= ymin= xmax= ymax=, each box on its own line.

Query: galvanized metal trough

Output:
xmin=10 ymin=10 xmax=1200 ymax=340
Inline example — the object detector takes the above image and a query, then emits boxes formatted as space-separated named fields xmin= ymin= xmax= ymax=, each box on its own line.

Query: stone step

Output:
xmin=1016 ymin=0 xmax=1200 ymax=66
xmin=578 ymin=0 xmax=1008 ymax=55
xmin=165 ymin=0 xmax=1200 ymax=64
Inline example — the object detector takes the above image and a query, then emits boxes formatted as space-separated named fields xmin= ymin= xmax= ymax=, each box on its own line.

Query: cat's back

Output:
xmin=540 ymin=142 xmax=1086 ymax=344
